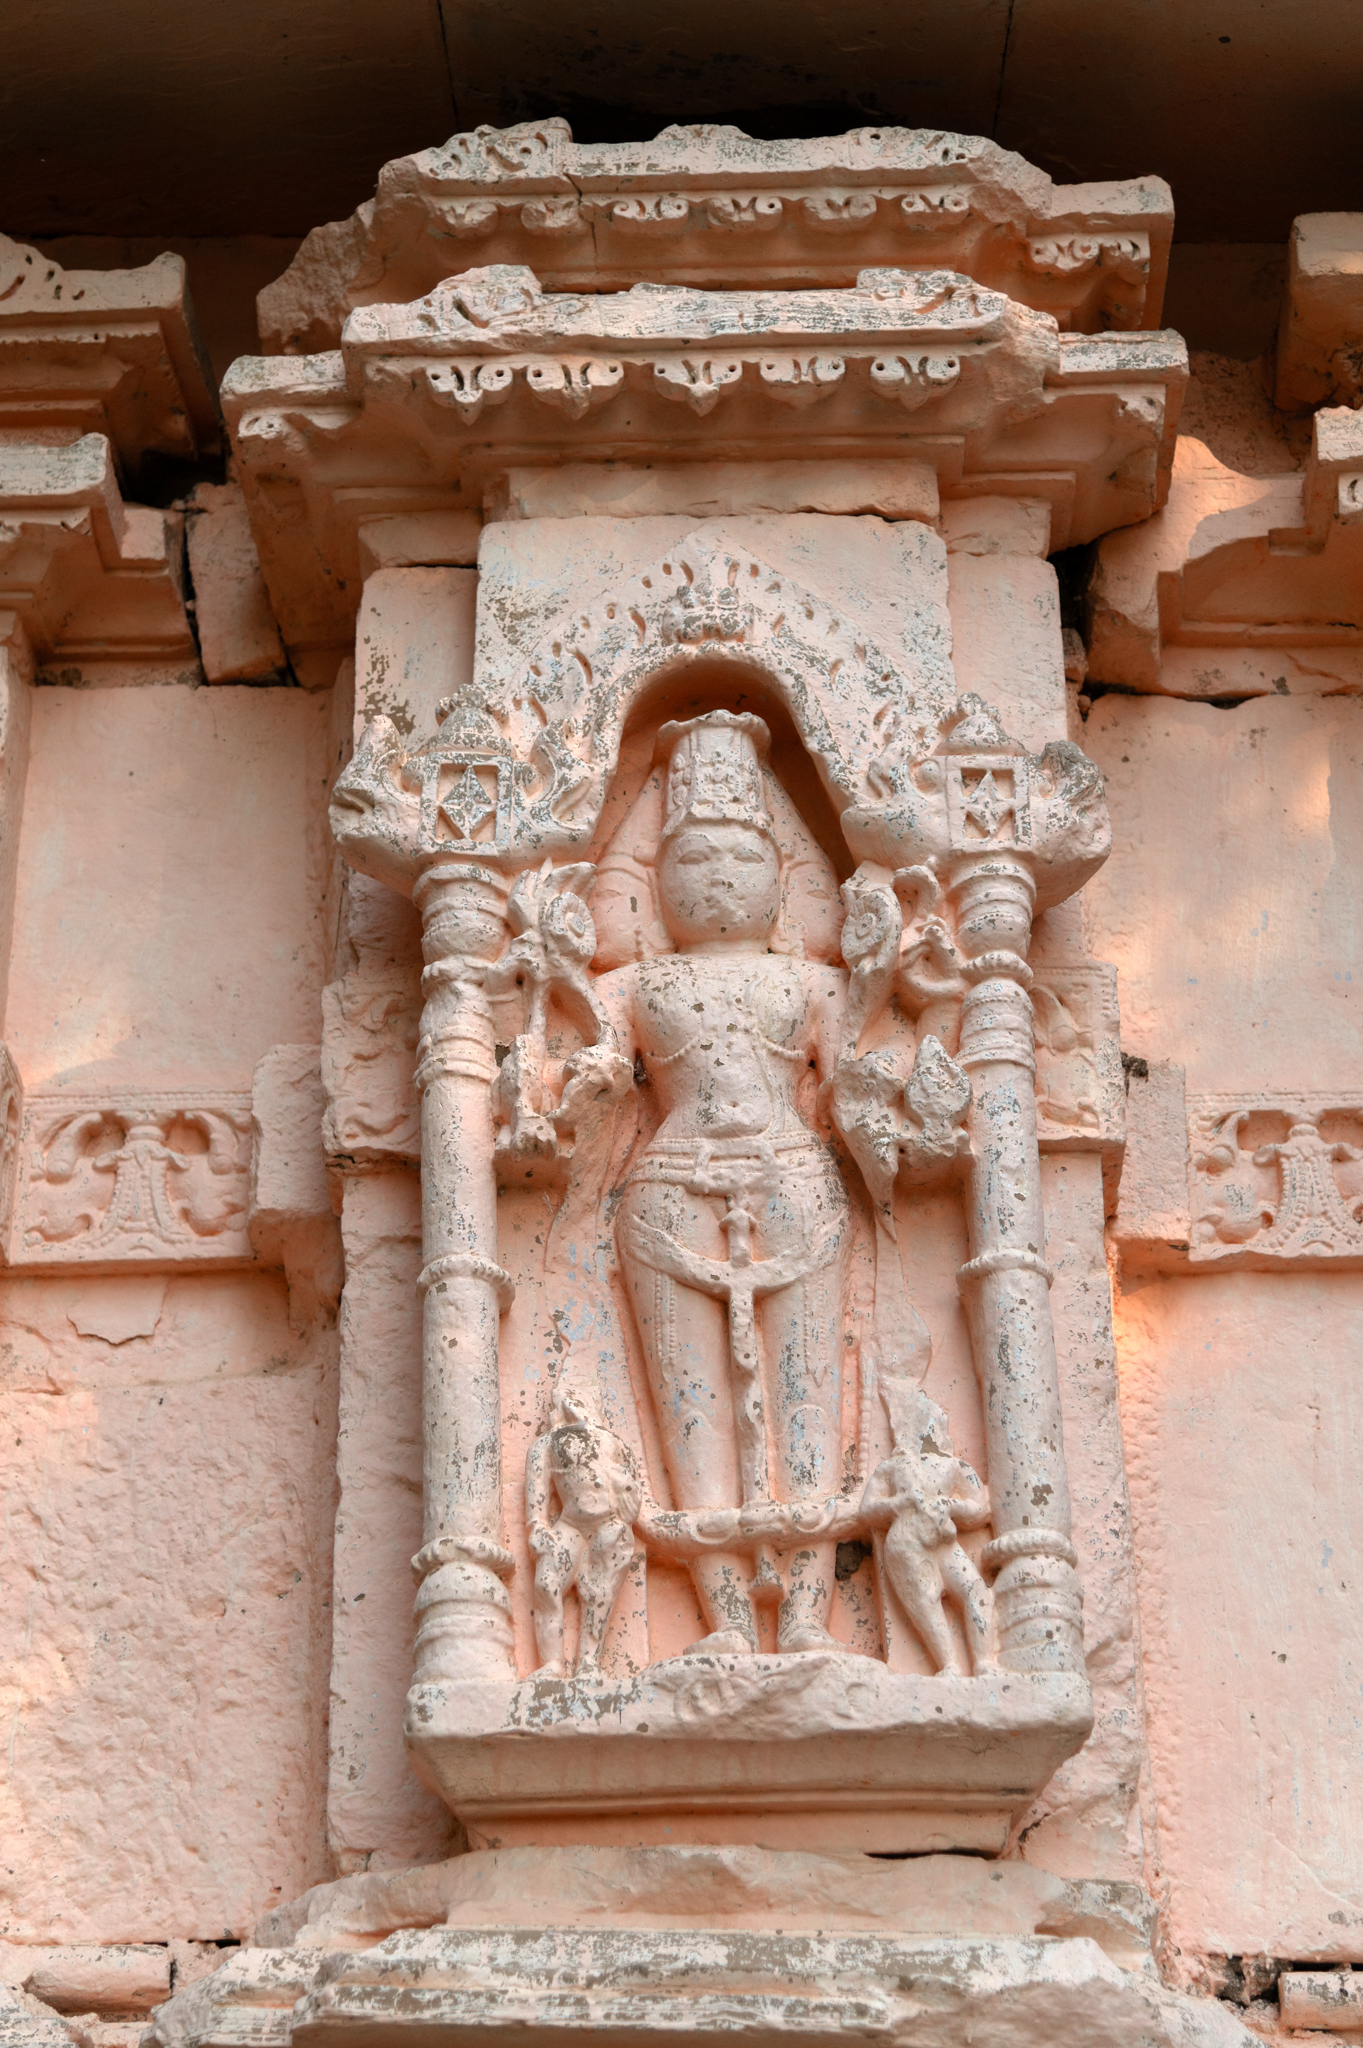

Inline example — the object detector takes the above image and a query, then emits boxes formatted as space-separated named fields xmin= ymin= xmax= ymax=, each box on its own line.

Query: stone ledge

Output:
xmin=404 ymin=1656 xmax=1093 ymax=1854
xmin=144 ymin=1929 xmax=1261 ymax=2048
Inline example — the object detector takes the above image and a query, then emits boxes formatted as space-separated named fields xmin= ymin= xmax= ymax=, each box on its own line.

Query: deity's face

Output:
xmin=656 ymin=821 xmax=781 ymax=951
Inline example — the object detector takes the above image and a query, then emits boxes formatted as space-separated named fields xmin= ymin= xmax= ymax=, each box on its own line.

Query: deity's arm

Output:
xmin=583 ymin=964 xmax=638 ymax=1059
xmin=946 ymin=1459 xmax=992 ymax=1530
xmin=555 ymin=965 xmax=638 ymax=1122
xmin=858 ymin=1455 xmax=908 ymax=1529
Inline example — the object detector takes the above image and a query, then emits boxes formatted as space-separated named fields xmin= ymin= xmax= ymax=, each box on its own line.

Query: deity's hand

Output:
xmin=827 ymin=1051 xmax=903 ymax=1202
xmin=528 ymin=1521 xmax=560 ymax=1560
xmin=897 ymin=916 xmax=966 ymax=1013
xmin=737 ymin=1498 xmax=788 ymax=1541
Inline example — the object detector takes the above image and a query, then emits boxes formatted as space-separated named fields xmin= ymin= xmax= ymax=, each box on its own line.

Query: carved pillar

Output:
xmin=410 ymin=858 xmax=516 ymax=1682
xmin=927 ymin=703 xmax=1094 ymax=1675
xmin=949 ymin=857 xmax=1083 ymax=1673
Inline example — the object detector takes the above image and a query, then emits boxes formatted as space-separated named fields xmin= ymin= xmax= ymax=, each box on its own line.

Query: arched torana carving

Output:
xmin=332 ymin=535 xmax=959 ymax=889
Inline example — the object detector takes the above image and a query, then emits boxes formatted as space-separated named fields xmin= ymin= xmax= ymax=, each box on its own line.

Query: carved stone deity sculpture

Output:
xmin=329 ymin=535 xmax=1112 ymax=1851
xmin=596 ymin=713 xmax=860 ymax=1656
xmin=861 ymin=1374 xmax=995 ymax=1676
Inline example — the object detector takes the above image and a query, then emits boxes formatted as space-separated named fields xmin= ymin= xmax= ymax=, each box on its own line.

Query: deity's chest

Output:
xmin=633 ymin=956 xmax=810 ymax=1072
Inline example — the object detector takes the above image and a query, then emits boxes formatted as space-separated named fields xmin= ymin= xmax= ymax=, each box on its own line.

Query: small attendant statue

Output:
xmin=525 ymin=1386 xmax=642 ymax=1677
xmin=861 ymin=1377 xmax=996 ymax=1675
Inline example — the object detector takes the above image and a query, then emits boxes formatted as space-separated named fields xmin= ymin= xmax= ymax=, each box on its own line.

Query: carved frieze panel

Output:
xmin=259 ymin=118 xmax=1172 ymax=349
xmin=0 ymin=236 xmax=219 ymax=471
xmin=225 ymin=279 xmax=1185 ymax=648
xmin=5 ymin=1086 xmax=253 ymax=1270
xmin=1189 ymin=1091 xmax=1363 ymax=1266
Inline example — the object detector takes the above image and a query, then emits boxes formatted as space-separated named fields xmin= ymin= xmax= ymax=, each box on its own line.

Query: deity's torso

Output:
xmin=608 ymin=951 xmax=839 ymax=1150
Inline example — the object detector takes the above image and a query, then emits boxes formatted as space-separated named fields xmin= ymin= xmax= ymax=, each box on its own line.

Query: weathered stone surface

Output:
xmin=147 ymin=1927 xmax=1261 ymax=2048
xmin=1082 ymin=693 xmax=1362 ymax=1092
xmin=3 ymin=685 xmax=331 ymax=1090
xmin=1114 ymin=1270 xmax=1363 ymax=1960
xmin=1275 ymin=213 xmax=1363 ymax=413
xmin=6 ymin=96 xmax=1359 ymax=2038
xmin=0 ymin=237 xmax=218 ymax=471
xmin=223 ymin=279 xmax=1184 ymax=650
xmin=0 ymin=439 xmax=193 ymax=669
xmin=327 ymin=1168 xmax=458 ymax=1872
xmin=1088 ymin=410 xmax=1363 ymax=698
xmin=1279 ymin=1969 xmax=1363 ymax=2029
xmin=253 ymin=1842 xmax=1157 ymax=1966
xmin=184 ymin=482 xmax=287 ymax=684
xmin=0 ymin=1296 xmax=337 ymax=1939
xmin=20 ymin=1945 xmax=169 ymax=2016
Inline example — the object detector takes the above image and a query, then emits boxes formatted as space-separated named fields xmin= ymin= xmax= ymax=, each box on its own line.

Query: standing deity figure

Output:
xmin=525 ymin=1386 xmax=643 ymax=1677
xmin=588 ymin=712 xmax=854 ymax=1657
xmin=860 ymin=1376 xmax=995 ymax=1675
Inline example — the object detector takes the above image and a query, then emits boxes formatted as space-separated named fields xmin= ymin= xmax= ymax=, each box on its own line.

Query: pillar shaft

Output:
xmin=409 ymin=860 xmax=516 ymax=1683
xmin=948 ymin=857 xmax=1085 ymax=1675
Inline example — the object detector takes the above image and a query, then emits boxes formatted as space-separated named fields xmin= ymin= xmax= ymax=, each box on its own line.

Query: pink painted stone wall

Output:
xmin=3 ymin=137 xmax=1363 ymax=2031
xmin=1088 ymin=689 xmax=1363 ymax=1959
xmin=0 ymin=684 xmax=341 ymax=1939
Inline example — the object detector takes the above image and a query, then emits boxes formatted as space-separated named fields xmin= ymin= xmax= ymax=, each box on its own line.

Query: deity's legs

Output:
xmin=619 ymin=1154 xmax=848 ymax=1652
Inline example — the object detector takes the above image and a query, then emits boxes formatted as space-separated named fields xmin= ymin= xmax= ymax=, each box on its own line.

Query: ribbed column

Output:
xmin=948 ymin=856 xmax=1085 ymax=1675
xmin=409 ymin=859 xmax=516 ymax=1684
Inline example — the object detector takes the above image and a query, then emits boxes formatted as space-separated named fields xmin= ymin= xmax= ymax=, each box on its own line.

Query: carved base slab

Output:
xmin=405 ymin=1653 xmax=1092 ymax=1854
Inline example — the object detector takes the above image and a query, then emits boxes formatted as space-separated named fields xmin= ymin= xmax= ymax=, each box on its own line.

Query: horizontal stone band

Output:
xmin=419 ymin=1251 xmax=516 ymax=1311
xmin=981 ymin=1527 xmax=1080 ymax=1573
xmin=957 ymin=1247 xmax=1054 ymax=1290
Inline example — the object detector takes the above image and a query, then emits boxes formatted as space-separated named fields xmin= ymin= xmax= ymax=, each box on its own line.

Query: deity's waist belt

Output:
xmin=619 ymin=1207 xmax=844 ymax=1299
xmin=630 ymin=1129 xmax=835 ymax=1196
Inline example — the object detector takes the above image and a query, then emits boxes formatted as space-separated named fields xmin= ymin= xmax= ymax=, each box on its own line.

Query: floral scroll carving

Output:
xmin=1191 ymin=1094 xmax=1363 ymax=1263
xmin=13 ymin=1090 xmax=253 ymax=1265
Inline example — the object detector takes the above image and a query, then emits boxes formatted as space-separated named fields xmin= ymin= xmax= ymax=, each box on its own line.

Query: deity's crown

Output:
xmin=657 ymin=711 xmax=775 ymax=843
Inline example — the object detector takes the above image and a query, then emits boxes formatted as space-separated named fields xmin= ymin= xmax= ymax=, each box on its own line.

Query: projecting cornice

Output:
xmin=0 ymin=236 xmax=220 ymax=477
xmin=0 ymin=437 xmax=194 ymax=665
xmin=1088 ymin=408 xmax=1363 ymax=697
xmin=259 ymin=118 xmax=1173 ymax=354
xmin=224 ymin=266 xmax=1186 ymax=654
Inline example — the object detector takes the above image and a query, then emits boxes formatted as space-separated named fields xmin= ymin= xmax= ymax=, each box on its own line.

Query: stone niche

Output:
xmin=334 ymin=528 xmax=1108 ymax=1858
xmin=221 ymin=109 xmax=1179 ymax=1867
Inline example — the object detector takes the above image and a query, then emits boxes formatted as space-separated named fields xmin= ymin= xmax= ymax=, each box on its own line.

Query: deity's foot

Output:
xmin=681 ymin=1628 xmax=756 ymax=1657
xmin=777 ymin=1623 xmax=843 ymax=1654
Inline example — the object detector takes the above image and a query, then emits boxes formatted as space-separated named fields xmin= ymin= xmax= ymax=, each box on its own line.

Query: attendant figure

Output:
xmin=525 ymin=1386 xmax=642 ymax=1676
xmin=861 ymin=1377 xmax=995 ymax=1675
